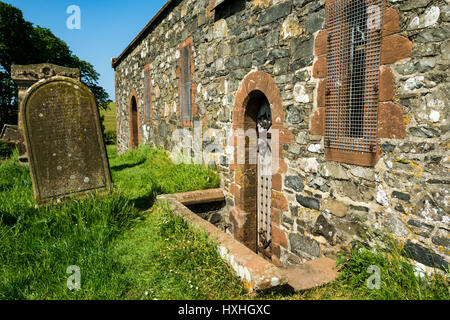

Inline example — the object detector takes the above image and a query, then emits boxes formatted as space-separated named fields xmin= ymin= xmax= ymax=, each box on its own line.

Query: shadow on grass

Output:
xmin=111 ymin=159 xmax=146 ymax=172
xmin=0 ymin=211 xmax=19 ymax=227
xmin=259 ymin=284 xmax=297 ymax=297
xmin=130 ymin=184 xmax=165 ymax=211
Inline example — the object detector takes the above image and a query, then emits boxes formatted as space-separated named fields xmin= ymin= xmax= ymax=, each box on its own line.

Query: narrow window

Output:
xmin=180 ymin=44 xmax=192 ymax=122
xmin=325 ymin=0 xmax=383 ymax=162
xmin=144 ymin=67 xmax=151 ymax=123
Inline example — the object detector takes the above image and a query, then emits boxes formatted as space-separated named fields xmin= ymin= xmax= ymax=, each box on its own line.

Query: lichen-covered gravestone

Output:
xmin=11 ymin=64 xmax=81 ymax=163
xmin=21 ymin=76 xmax=112 ymax=203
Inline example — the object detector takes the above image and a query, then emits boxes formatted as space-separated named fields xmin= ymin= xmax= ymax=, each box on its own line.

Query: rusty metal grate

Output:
xmin=325 ymin=0 xmax=383 ymax=153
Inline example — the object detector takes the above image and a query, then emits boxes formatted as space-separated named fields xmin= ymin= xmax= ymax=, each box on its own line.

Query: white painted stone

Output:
xmin=293 ymin=83 xmax=310 ymax=103
xmin=213 ymin=19 xmax=228 ymax=39
xmin=376 ymin=185 xmax=390 ymax=207
xmin=222 ymin=95 xmax=228 ymax=106
xmin=173 ymin=101 xmax=177 ymax=113
xmin=422 ymin=6 xmax=440 ymax=28
xmin=429 ymin=110 xmax=440 ymax=122
xmin=225 ymin=146 xmax=234 ymax=157
xmin=404 ymin=76 xmax=425 ymax=91
xmin=408 ymin=6 xmax=440 ymax=30
xmin=308 ymin=144 xmax=321 ymax=153
xmin=271 ymin=277 xmax=280 ymax=286
xmin=299 ymin=157 xmax=319 ymax=173
xmin=408 ymin=16 xmax=420 ymax=30
xmin=281 ymin=15 xmax=303 ymax=40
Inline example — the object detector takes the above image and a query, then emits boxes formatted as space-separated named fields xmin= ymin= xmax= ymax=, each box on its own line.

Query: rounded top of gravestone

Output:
xmin=21 ymin=76 xmax=112 ymax=203
xmin=11 ymin=63 xmax=81 ymax=82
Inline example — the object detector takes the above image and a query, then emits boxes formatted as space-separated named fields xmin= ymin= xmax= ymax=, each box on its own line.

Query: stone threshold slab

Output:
xmin=156 ymin=188 xmax=339 ymax=293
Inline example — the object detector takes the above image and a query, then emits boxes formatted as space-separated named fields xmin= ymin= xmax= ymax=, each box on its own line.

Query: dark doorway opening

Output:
xmin=243 ymin=90 xmax=273 ymax=260
xmin=130 ymin=96 xmax=139 ymax=149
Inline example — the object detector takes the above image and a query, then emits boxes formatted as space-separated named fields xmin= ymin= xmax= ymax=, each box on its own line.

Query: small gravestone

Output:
xmin=0 ymin=125 xmax=19 ymax=144
xmin=21 ymin=75 xmax=112 ymax=203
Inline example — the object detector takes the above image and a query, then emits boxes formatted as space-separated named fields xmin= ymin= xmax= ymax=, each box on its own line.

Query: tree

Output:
xmin=0 ymin=2 xmax=109 ymax=130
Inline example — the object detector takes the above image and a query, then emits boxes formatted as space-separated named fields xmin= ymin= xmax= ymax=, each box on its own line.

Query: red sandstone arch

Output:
xmin=229 ymin=71 xmax=292 ymax=265
xmin=128 ymin=89 xmax=140 ymax=149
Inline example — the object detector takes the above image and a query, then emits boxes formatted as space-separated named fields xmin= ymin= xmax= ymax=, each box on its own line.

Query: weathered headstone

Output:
xmin=21 ymin=75 xmax=112 ymax=203
xmin=10 ymin=64 xmax=81 ymax=163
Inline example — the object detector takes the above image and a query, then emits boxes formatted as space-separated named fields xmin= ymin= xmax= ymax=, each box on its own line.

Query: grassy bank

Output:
xmin=0 ymin=146 xmax=238 ymax=299
xmin=0 ymin=146 xmax=448 ymax=300
xmin=114 ymin=203 xmax=246 ymax=299
xmin=100 ymin=102 xmax=117 ymax=133
xmin=100 ymin=102 xmax=117 ymax=145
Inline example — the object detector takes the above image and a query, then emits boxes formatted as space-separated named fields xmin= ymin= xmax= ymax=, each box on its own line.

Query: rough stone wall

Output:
xmin=114 ymin=0 xmax=449 ymax=271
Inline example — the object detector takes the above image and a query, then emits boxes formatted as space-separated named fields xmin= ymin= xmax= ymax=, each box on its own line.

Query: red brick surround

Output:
xmin=128 ymin=88 xmax=141 ymax=149
xmin=230 ymin=71 xmax=292 ymax=265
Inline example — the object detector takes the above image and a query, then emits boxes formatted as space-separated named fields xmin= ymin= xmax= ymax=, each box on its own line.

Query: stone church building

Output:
xmin=112 ymin=0 xmax=449 ymax=270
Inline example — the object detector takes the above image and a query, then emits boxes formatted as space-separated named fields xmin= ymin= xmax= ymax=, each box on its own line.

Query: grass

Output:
xmin=0 ymin=145 xmax=237 ymax=300
xmin=114 ymin=203 xmax=246 ymax=300
xmin=267 ymin=241 xmax=449 ymax=300
xmin=100 ymin=102 xmax=117 ymax=145
xmin=100 ymin=102 xmax=116 ymax=133
xmin=0 ymin=152 xmax=140 ymax=299
xmin=0 ymin=145 xmax=448 ymax=300
xmin=108 ymin=145 xmax=220 ymax=210
xmin=331 ymin=242 xmax=449 ymax=300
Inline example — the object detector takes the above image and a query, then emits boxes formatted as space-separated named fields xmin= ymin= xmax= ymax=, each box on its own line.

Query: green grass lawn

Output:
xmin=0 ymin=145 xmax=241 ymax=299
xmin=100 ymin=102 xmax=117 ymax=145
xmin=0 ymin=145 xmax=448 ymax=300
xmin=100 ymin=102 xmax=116 ymax=133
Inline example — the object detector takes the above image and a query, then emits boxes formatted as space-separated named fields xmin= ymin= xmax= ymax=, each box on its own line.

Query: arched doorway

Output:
xmin=230 ymin=71 xmax=292 ymax=264
xmin=129 ymin=91 xmax=139 ymax=149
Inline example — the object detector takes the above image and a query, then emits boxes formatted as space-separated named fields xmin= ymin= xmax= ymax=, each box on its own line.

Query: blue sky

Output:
xmin=5 ymin=0 xmax=168 ymax=101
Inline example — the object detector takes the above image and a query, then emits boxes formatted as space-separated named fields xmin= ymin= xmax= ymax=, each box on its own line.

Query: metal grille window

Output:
xmin=325 ymin=0 xmax=383 ymax=154
xmin=144 ymin=68 xmax=151 ymax=122
xmin=180 ymin=44 xmax=192 ymax=122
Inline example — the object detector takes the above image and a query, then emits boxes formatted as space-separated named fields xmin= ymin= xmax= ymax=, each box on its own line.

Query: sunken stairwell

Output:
xmin=156 ymin=188 xmax=339 ymax=292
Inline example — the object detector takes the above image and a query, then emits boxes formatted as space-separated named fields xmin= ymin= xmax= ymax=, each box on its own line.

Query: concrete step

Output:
xmin=281 ymin=257 xmax=339 ymax=292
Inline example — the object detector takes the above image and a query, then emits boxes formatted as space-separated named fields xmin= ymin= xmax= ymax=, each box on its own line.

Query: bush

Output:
xmin=0 ymin=142 xmax=13 ymax=159
xmin=104 ymin=130 xmax=117 ymax=145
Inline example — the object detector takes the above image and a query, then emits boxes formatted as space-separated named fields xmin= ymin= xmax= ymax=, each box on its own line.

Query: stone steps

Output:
xmin=280 ymin=257 xmax=339 ymax=292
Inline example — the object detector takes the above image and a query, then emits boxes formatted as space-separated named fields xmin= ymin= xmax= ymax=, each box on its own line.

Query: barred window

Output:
xmin=180 ymin=44 xmax=192 ymax=122
xmin=325 ymin=0 xmax=383 ymax=162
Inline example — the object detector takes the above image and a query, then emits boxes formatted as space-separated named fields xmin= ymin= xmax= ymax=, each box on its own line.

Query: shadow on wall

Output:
xmin=215 ymin=0 xmax=246 ymax=21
